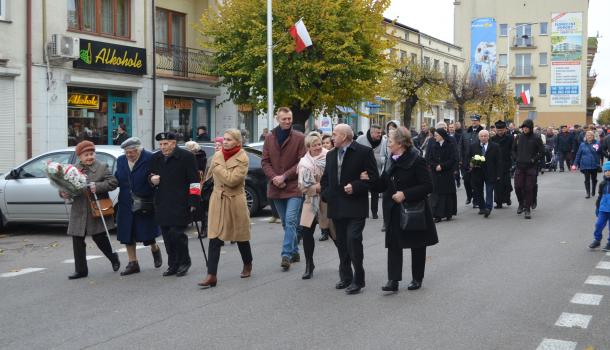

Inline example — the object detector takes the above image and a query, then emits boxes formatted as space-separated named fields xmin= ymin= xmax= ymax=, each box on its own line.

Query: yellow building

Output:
xmin=454 ymin=0 xmax=589 ymax=127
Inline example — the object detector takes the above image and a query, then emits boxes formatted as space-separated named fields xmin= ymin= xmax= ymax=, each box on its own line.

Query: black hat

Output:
xmin=155 ymin=132 xmax=177 ymax=141
xmin=435 ymin=127 xmax=449 ymax=140
xmin=470 ymin=114 xmax=481 ymax=121
xmin=520 ymin=119 xmax=534 ymax=129
xmin=494 ymin=120 xmax=507 ymax=129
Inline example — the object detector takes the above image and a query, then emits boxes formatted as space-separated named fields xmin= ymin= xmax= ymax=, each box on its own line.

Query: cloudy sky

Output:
xmin=384 ymin=0 xmax=610 ymax=110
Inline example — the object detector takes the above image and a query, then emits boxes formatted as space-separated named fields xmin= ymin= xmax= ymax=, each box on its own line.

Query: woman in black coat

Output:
xmin=428 ymin=128 xmax=458 ymax=222
xmin=365 ymin=127 xmax=438 ymax=293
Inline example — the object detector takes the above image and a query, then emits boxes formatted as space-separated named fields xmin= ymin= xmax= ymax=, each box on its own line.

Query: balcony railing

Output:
xmin=510 ymin=66 xmax=535 ymax=78
xmin=512 ymin=35 xmax=536 ymax=49
xmin=155 ymin=43 xmax=217 ymax=80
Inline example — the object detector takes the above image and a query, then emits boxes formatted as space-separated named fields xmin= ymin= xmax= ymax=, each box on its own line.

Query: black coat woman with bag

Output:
xmin=365 ymin=127 xmax=438 ymax=293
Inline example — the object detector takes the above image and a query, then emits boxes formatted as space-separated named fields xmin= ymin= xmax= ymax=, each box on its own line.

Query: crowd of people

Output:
xmin=62 ymin=107 xmax=608 ymax=295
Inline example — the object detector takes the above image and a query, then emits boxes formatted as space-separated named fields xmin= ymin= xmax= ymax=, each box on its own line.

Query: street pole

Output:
xmin=266 ymin=0 xmax=274 ymax=131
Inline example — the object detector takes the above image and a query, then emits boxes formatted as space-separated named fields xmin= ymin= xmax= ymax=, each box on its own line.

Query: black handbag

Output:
xmin=398 ymin=200 xmax=427 ymax=231
xmin=127 ymin=173 xmax=154 ymax=215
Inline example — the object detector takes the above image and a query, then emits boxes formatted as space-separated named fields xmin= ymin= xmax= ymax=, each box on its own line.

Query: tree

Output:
xmin=597 ymin=109 xmax=610 ymax=125
xmin=198 ymin=0 xmax=393 ymax=126
xmin=446 ymin=70 xmax=484 ymax=125
xmin=465 ymin=78 xmax=516 ymax=127
xmin=388 ymin=59 xmax=447 ymax=128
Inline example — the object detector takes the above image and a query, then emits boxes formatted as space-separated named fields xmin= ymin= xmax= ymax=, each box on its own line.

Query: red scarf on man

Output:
xmin=222 ymin=146 xmax=241 ymax=161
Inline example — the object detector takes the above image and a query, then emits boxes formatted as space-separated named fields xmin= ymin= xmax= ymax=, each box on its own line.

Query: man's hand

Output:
xmin=436 ymin=165 xmax=442 ymax=172
xmin=272 ymin=175 xmax=285 ymax=187
xmin=151 ymin=174 xmax=161 ymax=186
xmin=392 ymin=191 xmax=405 ymax=203
xmin=344 ymin=183 xmax=353 ymax=195
xmin=360 ymin=171 xmax=369 ymax=180
xmin=190 ymin=206 xmax=196 ymax=213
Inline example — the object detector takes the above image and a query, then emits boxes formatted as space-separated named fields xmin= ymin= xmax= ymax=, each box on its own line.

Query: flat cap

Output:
xmin=120 ymin=137 xmax=142 ymax=149
xmin=494 ymin=120 xmax=507 ymax=129
xmin=470 ymin=114 xmax=481 ymax=121
xmin=155 ymin=132 xmax=177 ymax=141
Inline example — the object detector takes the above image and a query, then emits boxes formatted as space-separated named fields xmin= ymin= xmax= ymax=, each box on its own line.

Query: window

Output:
xmin=0 ymin=0 xmax=7 ymax=21
xmin=433 ymin=59 xmax=440 ymax=71
xmin=499 ymin=54 xmax=507 ymax=67
xmin=443 ymin=62 xmax=449 ymax=78
xmin=452 ymin=64 xmax=458 ymax=78
xmin=539 ymin=52 xmax=548 ymax=66
xmin=514 ymin=83 xmax=531 ymax=97
xmin=515 ymin=23 xmax=533 ymax=47
xmin=68 ymin=0 xmax=131 ymax=38
xmin=539 ymin=22 xmax=548 ymax=35
xmin=410 ymin=53 xmax=417 ymax=63
xmin=19 ymin=153 xmax=73 ymax=179
xmin=96 ymin=152 xmax=117 ymax=173
xmin=156 ymin=8 xmax=186 ymax=47
xmin=539 ymin=83 xmax=547 ymax=96
xmin=423 ymin=56 xmax=430 ymax=69
xmin=400 ymin=50 xmax=408 ymax=62
xmin=500 ymin=24 xmax=508 ymax=37
xmin=515 ymin=53 xmax=532 ymax=76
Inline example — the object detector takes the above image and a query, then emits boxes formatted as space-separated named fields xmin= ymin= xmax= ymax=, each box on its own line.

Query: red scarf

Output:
xmin=222 ymin=146 xmax=241 ymax=161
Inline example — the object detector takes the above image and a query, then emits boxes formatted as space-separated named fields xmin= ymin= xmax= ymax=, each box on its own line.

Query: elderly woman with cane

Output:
xmin=114 ymin=137 xmax=162 ymax=275
xmin=198 ymin=129 xmax=252 ymax=289
xmin=61 ymin=141 xmax=120 ymax=279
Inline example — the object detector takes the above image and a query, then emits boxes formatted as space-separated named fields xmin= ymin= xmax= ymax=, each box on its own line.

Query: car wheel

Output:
xmin=245 ymin=185 xmax=260 ymax=216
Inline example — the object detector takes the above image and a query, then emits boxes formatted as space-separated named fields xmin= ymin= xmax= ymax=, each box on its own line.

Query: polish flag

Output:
xmin=520 ymin=90 xmax=531 ymax=105
xmin=289 ymin=19 xmax=313 ymax=53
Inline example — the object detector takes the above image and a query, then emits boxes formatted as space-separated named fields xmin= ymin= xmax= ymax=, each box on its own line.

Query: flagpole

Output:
xmin=266 ymin=0 xmax=274 ymax=131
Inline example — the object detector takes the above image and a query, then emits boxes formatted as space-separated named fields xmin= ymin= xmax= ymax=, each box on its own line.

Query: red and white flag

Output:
xmin=520 ymin=90 xmax=531 ymax=105
xmin=289 ymin=19 xmax=313 ymax=53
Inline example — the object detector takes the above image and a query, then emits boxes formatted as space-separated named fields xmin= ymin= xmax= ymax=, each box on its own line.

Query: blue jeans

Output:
xmin=274 ymin=197 xmax=303 ymax=257
xmin=594 ymin=211 xmax=610 ymax=242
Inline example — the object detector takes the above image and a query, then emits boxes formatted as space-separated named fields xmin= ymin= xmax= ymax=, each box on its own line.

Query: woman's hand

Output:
xmin=89 ymin=182 xmax=97 ymax=194
xmin=436 ymin=165 xmax=442 ymax=172
xmin=315 ymin=183 xmax=321 ymax=194
xmin=392 ymin=191 xmax=405 ymax=203
xmin=59 ymin=191 xmax=70 ymax=199
xmin=360 ymin=171 xmax=369 ymax=180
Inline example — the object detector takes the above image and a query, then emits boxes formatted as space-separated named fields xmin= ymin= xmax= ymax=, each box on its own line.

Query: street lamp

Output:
xmin=506 ymin=22 xmax=538 ymax=126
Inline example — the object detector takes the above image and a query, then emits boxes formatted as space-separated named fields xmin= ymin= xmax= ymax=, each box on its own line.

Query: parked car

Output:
xmin=246 ymin=141 xmax=264 ymax=152
xmin=0 ymin=144 xmax=268 ymax=230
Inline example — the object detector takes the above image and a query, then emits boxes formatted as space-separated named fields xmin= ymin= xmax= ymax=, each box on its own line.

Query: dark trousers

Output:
xmin=301 ymin=218 xmax=318 ymax=263
xmin=454 ymin=170 xmax=461 ymax=187
xmin=494 ymin=170 xmax=513 ymax=205
xmin=72 ymin=233 xmax=115 ymax=273
xmin=472 ymin=174 xmax=495 ymax=211
xmin=370 ymin=191 xmax=379 ymax=216
xmin=558 ymin=151 xmax=571 ymax=170
xmin=462 ymin=169 xmax=473 ymax=201
xmin=333 ymin=218 xmax=366 ymax=286
xmin=388 ymin=246 xmax=426 ymax=282
xmin=161 ymin=226 xmax=191 ymax=269
xmin=206 ymin=238 xmax=252 ymax=275
xmin=583 ymin=169 xmax=598 ymax=195
xmin=514 ymin=166 xmax=537 ymax=210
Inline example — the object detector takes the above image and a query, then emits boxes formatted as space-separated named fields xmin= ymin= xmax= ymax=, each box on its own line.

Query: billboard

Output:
xmin=470 ymin=18 xmax=497 ymax=82
xmin=550 ymin=12 xmax=583 ymax=106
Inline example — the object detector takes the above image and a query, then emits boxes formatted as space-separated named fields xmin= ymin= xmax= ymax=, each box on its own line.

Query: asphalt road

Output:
xmin=1 ymin=171 xmax=609 ymax=350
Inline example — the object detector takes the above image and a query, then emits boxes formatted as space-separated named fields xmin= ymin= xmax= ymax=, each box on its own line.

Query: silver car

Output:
xmin=0 ymin=146 xmax=123 ymax=229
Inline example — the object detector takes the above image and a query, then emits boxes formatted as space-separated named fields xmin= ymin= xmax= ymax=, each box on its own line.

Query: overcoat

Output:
xmin=374 ymin=147 xmax=438 ymax=249
xmin=206 ymin=149 xmax=251 ymax=242
xmin=66 ymin=160 xmax=118 ymax=237
xmin=114 ymin=150 xmax=160 ymax=244
xmin=148 ymin=147 xmax=200 ymax=227
xmin=427 ymin=140 xmax=458 ymax=194
xmin=261 ymin=128 xmax=306 ymax=199
xmin=468 ymin=141 xmax=502 ymax=182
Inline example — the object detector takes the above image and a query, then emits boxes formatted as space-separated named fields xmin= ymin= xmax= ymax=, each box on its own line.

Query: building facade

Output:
xmin=454 ymin=0 xmax=589 ymax=127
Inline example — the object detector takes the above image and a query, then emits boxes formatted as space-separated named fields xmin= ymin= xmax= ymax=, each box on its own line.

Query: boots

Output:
xmin=302 ymin=258 xmax=315 ymax=280
xmin=198 ymin=274 xmax=217 ymax=289
xmin=302 ymin=234 xmax=315 ymax=280
xmin=152 ymin=247 xmax=163 ymax=268
xmin=585 ymin=181 xmax=591 ymax=198
xmin=592 ymin=180 xmax=598 ymax=198
xmin=240 ymin=263 xmax=252 ymax=278
xmin=120 ymin=261 xmax=140 ymax=276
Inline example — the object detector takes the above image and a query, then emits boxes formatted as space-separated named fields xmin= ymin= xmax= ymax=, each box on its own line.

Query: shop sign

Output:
xmin=165 ymin=98 xmax=193 ymax=109
xmin=73 ymin=39 xmax=147 ymax=75
xmin=68 ymin=93 xmax=100 ymax=109
xmin=238 ymin=104 xmax=254 ymax=112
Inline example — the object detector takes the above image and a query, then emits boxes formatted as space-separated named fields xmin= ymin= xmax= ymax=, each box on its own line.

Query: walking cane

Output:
xmin=90 ymin=185 xmax=115 ymax=254
xmin=192 ymin=214 xmax=208 ymax=265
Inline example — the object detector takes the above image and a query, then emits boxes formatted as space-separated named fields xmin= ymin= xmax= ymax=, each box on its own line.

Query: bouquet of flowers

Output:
xmin=470 ymin=154 xmax=486 ymax=168
xmin=45 ymin=162 xmax=88 ymax=198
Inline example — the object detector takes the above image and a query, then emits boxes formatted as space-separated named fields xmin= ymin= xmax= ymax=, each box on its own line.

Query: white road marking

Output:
xmin=62 ymin=255 xmax=102 ymax=264
xmin=554 ymin=313 xmax=591 ymax=329
xmin=596 ymin=261 xmax=610 ymax=270
xmin=536 ymin=339 xmax=576 ymax=350
xmin=1 ymin=268 xmax=47 ymax=278
xmin=570 ymin=293 xmax=603 ymax=306
xmin=116 ymin=245 xmax=146 ymax=253
xmin=259 ymin=217 xmax=273 ymax=222
xmin=585 ymin=275 xmax=610 ymax=286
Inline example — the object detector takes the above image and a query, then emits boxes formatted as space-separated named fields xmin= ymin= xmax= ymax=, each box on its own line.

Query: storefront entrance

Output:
xmin=164 ymin=96 xmax=211 ymax=142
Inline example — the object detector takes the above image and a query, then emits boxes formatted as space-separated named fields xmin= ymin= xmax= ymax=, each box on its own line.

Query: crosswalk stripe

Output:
xmin=595 ymin=261 xmax=610 ymax=270
xmin=585 ymin=275 xmax=610 ymax=286
xmin=536 ymin=339 xmax=577 ymax=350
xmin=116 ymin=245 xmax=146 ymax=253
xmin=570 ymin=293 xmax=603 ymax=305
xmin=62 ymin=255 xmax=102 ymax=264
xmin=554 ymin=313 xmax=592 ymax=329
xmin=0 ymin=268 xmax=47 ymax=278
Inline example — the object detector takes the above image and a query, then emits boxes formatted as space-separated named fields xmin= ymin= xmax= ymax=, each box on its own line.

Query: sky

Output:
xmin=384 ymin=0 xmax=610 ymax=111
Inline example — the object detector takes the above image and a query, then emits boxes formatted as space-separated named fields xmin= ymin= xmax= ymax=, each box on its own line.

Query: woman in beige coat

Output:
xmin=297 ymin=132 xmax=330 ymax=279
xmin=198 ymin=129 xmax=252 ymax=288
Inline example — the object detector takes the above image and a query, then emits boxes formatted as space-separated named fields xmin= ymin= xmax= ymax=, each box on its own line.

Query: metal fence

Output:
xmin=155 ymin=43 xmax=217 ymax=79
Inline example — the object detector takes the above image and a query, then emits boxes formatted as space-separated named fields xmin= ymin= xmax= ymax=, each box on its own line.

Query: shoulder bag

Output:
xmin=392 ymin=156 xmax=428 ymax=231
xmin=87 ymin=191 xmax=115 ymax=218
xmin=127 ymin=172 xmax=154 ymax=215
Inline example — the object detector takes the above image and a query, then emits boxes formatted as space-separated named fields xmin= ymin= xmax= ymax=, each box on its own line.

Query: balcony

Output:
xmin=155 ymin=43 xmax=218 ymax=81
xmin=510 ymin=66 xmax=536 ymax=79
xmin=512 ymin=35 xmax=536 ymax=49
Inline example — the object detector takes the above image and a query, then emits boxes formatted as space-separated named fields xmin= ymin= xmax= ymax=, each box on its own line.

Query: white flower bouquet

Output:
xmin=45 ymin=162 xmax=88 ymax=198
xmin=470 ymin=154 xmax=486 ymax=168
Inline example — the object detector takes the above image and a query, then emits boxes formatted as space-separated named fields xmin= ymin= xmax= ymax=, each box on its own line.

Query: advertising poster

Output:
xmin=470 ymin=18 xmax=497 ymax=83
xmin=550 ymin=12 xmax=583 ymax=106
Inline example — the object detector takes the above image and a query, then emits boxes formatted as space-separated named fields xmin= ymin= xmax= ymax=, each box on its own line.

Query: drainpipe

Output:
xmin=151 ymin=0 xmax=157 ymax=147
xmin=26 ymin=0 xmax=33 ymax=158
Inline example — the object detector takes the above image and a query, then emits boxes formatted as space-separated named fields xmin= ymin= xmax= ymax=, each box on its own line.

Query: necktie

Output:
xmin=338 ymin=149 xmax=346 ymax=182
xmin=481 ymin=144 xmax=486 ymax=154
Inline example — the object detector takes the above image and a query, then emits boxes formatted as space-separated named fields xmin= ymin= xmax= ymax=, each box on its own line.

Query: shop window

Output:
xmin=164 ymin=96 xmax=210 ymax=143
xmin=67 ymin=0 xmax=131 ymax=39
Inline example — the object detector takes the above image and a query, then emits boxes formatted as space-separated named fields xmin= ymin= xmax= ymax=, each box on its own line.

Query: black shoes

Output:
xmin=302 ymin=261 xmax=315 ymax=280
xmin=152 ymin=248 xmax=163 ymax=268
xmin=603 ymin=243 xmax=610 ymax=252
xmin=407 ymin=280 xmax=422 ymax=290
xmin=111 ymin=253 xmax=121 ymax=272
xmin=531 ymin=202 xmax=537 ymax=210
xmin=175 ymin=263 xmax=191 ymax=277
xmin=484 ymin=209 xmax=491 ymax=218
xmin=446 ymin=216 xmax=452 ymax=221
xmin=478 ymin=209 xmax=486 ymax=215
xmin=335 ymin=280 xmax=352 ymax=289
xmin=495 ymin=204 xmax=503 ymax=209
xmin=345 ymin=283 xmax=364 ymax=295
xmin=291 ymin=253 xmax=300 ymax=263
xmin=517 ymin=206 xmax=524 ymax=214
xmin=319 ymin=231 xmax=329 ymax=241
xmin=372 ymin=213 xmax=379 ymax=219
xmin=586 ymin=192 xmax=591 ymax=199
xmin=68 ymin=271 xmax=88 ymax=280
xmin=163 ymin=267 xmax=178 ymax=276
xmin=506 ymin=199 xmax=512 ymax=206
xmin=434 ymin=217 xmax=442 ymax=223
xmin=524 ymin=210 xmax=532 ymax=219
xmin=121 ymin=261 xmax=140 ymax=276
xmin=281 ymin=256 xmax=291 ymax=271
xmin=381 ymin=280 xmax=399 ymax=292
xmin=465 ymin=198 xmax=472 ymax=205
xmin=589 ymin=240 xmax=601 ymax=249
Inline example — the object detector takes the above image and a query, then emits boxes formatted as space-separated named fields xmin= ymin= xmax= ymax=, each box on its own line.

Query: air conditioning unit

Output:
xmin=48 ymin=34 xmax=80 ymax=60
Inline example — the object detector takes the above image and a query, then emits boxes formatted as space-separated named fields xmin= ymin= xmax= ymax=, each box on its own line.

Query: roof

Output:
xmin=383 ymin=17 xmax=419 ymax=33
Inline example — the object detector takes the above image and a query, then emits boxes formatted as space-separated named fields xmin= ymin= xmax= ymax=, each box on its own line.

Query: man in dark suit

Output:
xmin=468 ymin=129 xmax=502 ymax=218
xmin=460 ymin=115 xmax=484 ymax=206
xmin=321 ymin=124 xmax=379 ymax=295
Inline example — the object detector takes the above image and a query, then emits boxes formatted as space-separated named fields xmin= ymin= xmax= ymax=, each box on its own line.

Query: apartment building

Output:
xmin=454 ymin=0 xmax=589 ymax=127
